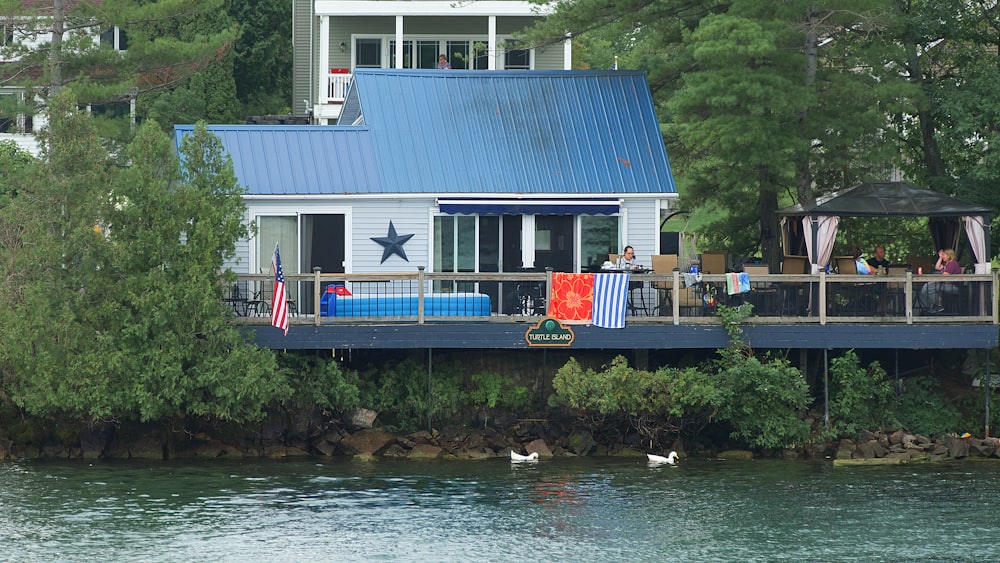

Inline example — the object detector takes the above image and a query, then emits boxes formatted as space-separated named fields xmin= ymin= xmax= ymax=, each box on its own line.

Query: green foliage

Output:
xmin=551 ymin=355 xmax=712 ymax=445
xmin=229 ymin=0 xmax=293 ymax=114
xmin=464 ymin=372 xmax=530 ymax=411
xmin=716 ymin=303 xmax=754 ymax=343
xmin=0 ymin=99 xmax=282 ymax=424
xmin=827 ymin=350 xmax=895 ymax=437
xmin=891 ymin=375 xmax=963 ymax=437
xmin=275 ymin=354 xmax=360 ymax=413
xmin=714 ymin=353 xmax=812 ymax=449
xmin=7 ymin=0 xmax=238 ymax=112
xmin=357 ymin=357 xmax=463 ymax=433
xmin=0 ymin=140 xmax=34 ymax=204
xmin=552 ymin=351 xmax=811 ymax=450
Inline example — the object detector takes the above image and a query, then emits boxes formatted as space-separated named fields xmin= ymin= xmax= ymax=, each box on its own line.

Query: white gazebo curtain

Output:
xmin=803 ymin=215 xmax=839 ymax=274
xmin=964 ymin=215 xmax=991 ymax=274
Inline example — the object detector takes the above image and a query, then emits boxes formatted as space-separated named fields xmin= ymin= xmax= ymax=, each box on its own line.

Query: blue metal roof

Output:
xmin=343 ymin=69 xmax=675 ymax=195
xmin=174 ymin=70 xmax=675 ymax=197
xmin=172 ymin=124 xmax=383 ymax=195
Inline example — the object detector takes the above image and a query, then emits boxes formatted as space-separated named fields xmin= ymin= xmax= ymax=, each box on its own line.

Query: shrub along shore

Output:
xmin=2 ymin=403 xmax=999 ymax=465
xmin=2 ymin=307 xmax=996 ymax=463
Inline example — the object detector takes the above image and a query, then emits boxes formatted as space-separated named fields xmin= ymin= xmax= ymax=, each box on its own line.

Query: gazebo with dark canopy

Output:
xmin=777 ymin=182 xmax=993 ymax=274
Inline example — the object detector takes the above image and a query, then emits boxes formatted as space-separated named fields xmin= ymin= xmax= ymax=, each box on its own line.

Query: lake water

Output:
xmin=1 ymin=456 xmax=997 ymax=562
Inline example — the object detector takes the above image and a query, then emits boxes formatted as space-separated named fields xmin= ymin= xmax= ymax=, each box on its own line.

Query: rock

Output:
xmin=833 ymin=457 xmax=902 ymax=466
xmin=381 ymin=443 xmax=408 ymax=458
xmin=836 ymin=440 xmax=855 ymax=460
xmin=128 ymin=437 xmax=165 ymax=459
xmin=566 ymin=429 xmax=595 ymax=456
xmin=408 ymin=444 xmax=444 ymax=460
xmin=343 ymin=408 xmax=378 ymax=430
xmin=969 ymin=443 xmax=993 ymax=458
xmin=717 ymin=449 xmax=754 ymax=460
xmin=464 ymin=448 xmax=496 ymax=460
xmin=406 ymin=431 xmax=434 ymax=445
xmin=888 ymin=430 xmax=905 ymax=445
xmin=339 ymin=429 xmax=395 ymax=456
xmin=859 ymin=440 xmax=887 ymax=459
xmin=525 ymin=438 xmax=553 ymax=457
xmin=944 ymin=436 xmax=969 ymax=458
xmin=803 ymin=443 xmax=832 ymax=459
xmin=885 ymin=451 xmax=911 ymax=461
xmin=79 ymin=424 xmax=114 ymax=459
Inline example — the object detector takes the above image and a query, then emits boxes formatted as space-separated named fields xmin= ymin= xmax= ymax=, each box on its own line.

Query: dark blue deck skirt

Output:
xmin=247 ymin=323 xmax=998 ymax=351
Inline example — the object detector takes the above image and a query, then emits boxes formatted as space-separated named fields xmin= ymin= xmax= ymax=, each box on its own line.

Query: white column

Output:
xmin=395 ymin=16 xmax=404 ymax=68
xmin=563 ymin=33 xmax=572 ymax=70
xmin=488 ymin=16 xmax=497 ymax=70
xmin=319 ymin=16 xmax=330 ymax=104
xmin=522 ymin=215 xmax=535 ymax=269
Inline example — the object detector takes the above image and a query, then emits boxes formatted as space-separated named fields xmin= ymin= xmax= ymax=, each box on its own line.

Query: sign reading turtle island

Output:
xmin=525 ymin=317 xmax=575 ymax=347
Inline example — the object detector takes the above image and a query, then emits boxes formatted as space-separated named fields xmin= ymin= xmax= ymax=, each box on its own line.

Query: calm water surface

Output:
xmin=1 ymin=456 xmax=997 ymax=562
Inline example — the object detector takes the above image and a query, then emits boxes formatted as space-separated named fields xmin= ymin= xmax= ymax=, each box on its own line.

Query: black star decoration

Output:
xmin=371 ymin=221 xmax=414 ymax=264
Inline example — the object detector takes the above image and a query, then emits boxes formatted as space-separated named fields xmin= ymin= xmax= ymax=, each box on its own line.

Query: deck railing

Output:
xmin=223 ymin=268 xmax=998 ymax=327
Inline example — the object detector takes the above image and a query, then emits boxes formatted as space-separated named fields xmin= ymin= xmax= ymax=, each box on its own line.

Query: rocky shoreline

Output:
xmin=2 ymin=410 xmax=999 ymax=465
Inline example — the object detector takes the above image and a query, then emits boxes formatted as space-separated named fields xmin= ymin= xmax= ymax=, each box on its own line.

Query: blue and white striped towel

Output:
xmin=592 ymin=273 xmax=630 ymax=329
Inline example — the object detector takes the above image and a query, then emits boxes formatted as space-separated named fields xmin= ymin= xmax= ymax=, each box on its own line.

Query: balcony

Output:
xmin=227 ymin=269 xmax=999 ymax=351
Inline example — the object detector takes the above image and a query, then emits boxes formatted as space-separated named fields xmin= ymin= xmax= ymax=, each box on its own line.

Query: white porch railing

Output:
xmin=326 ymin=70 xmax=352 ymax=104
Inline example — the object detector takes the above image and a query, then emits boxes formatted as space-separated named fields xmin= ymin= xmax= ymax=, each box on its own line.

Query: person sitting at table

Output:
xmin=917 ymin=248 xmax=961 ymax=314
xmin=615 ymin=246 xmax=640 ymax=270
xmin=853 ymin=248 xmax=874 ymax=275
xmin=866 ymin=246 xmax=890 ymax=272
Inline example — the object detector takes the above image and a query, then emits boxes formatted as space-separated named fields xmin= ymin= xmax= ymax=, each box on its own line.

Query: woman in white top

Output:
xmin=615 ymin=246 xmax=639 ymax=270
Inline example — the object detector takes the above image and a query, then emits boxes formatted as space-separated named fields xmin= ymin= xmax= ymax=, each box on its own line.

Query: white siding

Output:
xmin=621 ymin=198 xmax=659 ymax=267
xmin=350 ymin=198 xmax=432 ymax=273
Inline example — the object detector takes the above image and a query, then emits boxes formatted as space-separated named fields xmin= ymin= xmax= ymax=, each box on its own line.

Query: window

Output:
xmin=389 ymin=40 xmax=413 ymax=68
xmin=580 ymin=216 xmax=620 ymax=270
xmin=355 ymin=38 xmax=381 ymax=68
xmin=504 ymin=43 xmax=530 ymax=70
xmin=1 ymin=23 xmax=12 ymax=47
xmin=100 ymin=27 xmax=127 ymax=50
xmin=416 ymin=40 xmax=439 ymax=69
xmin=447 ymin=41 xmax=469 ymax=70
xmin=257 ymin=216 xmax=299 ymax=305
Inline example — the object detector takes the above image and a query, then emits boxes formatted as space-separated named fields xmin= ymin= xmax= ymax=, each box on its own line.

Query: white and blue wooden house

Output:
xmin=176 ymin=69 xmax=678 ymax=291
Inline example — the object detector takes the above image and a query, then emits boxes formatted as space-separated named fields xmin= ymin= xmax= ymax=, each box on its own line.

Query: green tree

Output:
xmin=228 ymin=0 xmax=293 ymax=115
xmin=0 ymin=0 xmax=238 ymax=123
xmin=0 ymin=95 xmax=282 ymax=423
xmin=827 ymin=350 xmax=894 ymax=437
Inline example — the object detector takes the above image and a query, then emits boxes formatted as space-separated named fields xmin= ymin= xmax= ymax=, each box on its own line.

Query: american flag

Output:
xmin=271 ymin=244 xmax=288 ymax=335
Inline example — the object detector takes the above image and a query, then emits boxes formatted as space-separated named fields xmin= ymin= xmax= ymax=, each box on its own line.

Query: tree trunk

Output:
xmin=758 ymin=166 xmax=781 ymax=272
xmin=795 ymin=5 xmax=818 ymax=210
xmin=903 ymin=40 xmax=947 ymax=182
xmin=49 ymin=0 xmax=64 ymax=98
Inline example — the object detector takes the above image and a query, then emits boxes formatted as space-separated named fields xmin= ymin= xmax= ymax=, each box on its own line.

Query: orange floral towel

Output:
xmin=548 ymin=273 xmax=595 ymax=321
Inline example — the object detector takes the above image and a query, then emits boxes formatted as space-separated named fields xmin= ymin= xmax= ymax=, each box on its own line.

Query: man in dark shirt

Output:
xmin=867 ymin=246 xmax=890 ymax=272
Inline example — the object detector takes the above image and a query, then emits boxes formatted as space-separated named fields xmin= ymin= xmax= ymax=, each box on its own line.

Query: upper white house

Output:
xmin=292 ymin=0 xmax=569 ymax=124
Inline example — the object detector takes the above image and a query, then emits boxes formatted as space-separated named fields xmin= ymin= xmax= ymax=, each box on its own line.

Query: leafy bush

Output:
xmin=714 ymin=354 xmax=813 ymax=449
xmin=464 ymin=372 xmax=530 ymax=411
xmin=827 ymin=350 xmax=895 ymax=437
xmin=358 ymin=357 xmax=463 ymax=433
xmin=891 ymin=375 xmax=962 ymax=436
xmin=277 ymin=354 xmax=360 ymax=413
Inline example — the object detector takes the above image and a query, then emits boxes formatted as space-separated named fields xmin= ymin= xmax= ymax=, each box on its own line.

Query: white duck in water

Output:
xmin=510 ymin=450 xmax=539 ymax=462
xmin=646 ymin=451 xmax=679 ymax=465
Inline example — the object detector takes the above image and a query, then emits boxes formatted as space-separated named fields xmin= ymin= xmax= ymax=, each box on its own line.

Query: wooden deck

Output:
xmin=228 ymin=270 xmax=999 ymax=351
